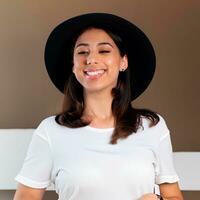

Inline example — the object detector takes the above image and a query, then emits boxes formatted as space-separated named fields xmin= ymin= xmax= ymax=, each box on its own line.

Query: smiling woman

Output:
xmin=72 ymin=27 xmax=128 ymax=94
xmin=13 ymin=13 xmax=184 ymax=200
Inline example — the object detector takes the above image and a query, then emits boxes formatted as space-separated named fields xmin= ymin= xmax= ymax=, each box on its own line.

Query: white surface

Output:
xmin=173 ymin=152 xmax=200 ymax=191
xmin=0 ymin=129 xmax=199 ymax=191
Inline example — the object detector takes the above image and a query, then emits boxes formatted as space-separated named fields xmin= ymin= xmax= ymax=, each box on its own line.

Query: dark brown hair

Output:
xmin=55 ymin=26 xmax=160 ymax=144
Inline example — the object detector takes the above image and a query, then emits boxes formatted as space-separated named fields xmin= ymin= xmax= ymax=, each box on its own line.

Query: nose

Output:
xmin=86 ymin=52 xmax=99 ymax=65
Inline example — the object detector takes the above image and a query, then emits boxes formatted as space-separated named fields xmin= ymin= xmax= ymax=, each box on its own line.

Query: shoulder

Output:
xmin=35 ymin=115 xmax=59 ymax=131
xmin=34 ymin=115 xmax=81 ymax=138
xmin=37 ymin=115 xmax=57 ymax=128
xmin=33 ymin=115 xmax=57 ymax=141
xmin=140 ymin=113 xmax=170 ymax=140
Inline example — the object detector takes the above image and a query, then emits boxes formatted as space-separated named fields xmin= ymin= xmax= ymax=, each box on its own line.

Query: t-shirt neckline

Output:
xmin=84 ymin=125 xmax=114 ymax=133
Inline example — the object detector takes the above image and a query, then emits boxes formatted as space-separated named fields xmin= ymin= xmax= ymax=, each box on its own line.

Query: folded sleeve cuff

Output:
xmin=15 ymin=175 xmax=50 ymax=189
xmin=155 ymin=175 xmax=180 ymax=184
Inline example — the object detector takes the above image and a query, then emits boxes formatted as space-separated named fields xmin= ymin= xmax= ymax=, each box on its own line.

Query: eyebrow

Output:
xmin=75 ymin=42 xmax=113 ymax=49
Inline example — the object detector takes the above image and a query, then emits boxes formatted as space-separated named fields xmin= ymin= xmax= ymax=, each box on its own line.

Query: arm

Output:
xmin=13 ymin=183 xmax=46 ymax=200
xmin=159 ymin=182 xmax=184 ymax=200
xmin=14 ymin=121 xmax=53 ymax=200
xmin=139 ymin=182 xmax=184 ymax=200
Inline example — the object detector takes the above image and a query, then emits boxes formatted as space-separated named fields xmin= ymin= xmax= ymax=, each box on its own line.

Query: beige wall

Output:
xmin=0 ymin=0 xmax=199 ymax=199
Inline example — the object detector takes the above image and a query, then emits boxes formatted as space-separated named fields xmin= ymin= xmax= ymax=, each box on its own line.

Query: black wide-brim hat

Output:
xmin=44 ymin=12 xmax=156 ymax=100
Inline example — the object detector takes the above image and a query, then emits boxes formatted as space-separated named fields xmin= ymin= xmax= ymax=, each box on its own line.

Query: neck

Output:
xmin=83 ymin=89 xmax=114 ymax=120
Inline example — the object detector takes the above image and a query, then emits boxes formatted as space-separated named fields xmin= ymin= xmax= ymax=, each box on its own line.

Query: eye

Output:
xmin=78 ymin=51 xmax=88 ymax=55
xmin=99 ymin=50 xmax=110 ymax=53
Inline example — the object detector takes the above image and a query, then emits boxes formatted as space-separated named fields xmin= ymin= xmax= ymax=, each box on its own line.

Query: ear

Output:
xmin=120 ymin=54 xmax=128 ymax=70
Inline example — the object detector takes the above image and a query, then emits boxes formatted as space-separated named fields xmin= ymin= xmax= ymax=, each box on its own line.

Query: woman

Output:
xmin=14 ymin=13 xmax=183 ymax=200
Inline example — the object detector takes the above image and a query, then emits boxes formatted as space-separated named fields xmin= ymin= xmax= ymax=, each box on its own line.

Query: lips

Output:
xmin=85 ymin=69 xmax=105 ymax=76
xmin=84 ymin=69 xmax=107 ymax=79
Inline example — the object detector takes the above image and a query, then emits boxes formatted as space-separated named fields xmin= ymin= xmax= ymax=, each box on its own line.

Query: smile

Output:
xmin=84 ymin=69 xmax=106 ymax=80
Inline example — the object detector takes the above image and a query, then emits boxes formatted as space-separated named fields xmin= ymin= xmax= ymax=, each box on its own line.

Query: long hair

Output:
xmin=55 ymin=26 xmax=160 ymax=144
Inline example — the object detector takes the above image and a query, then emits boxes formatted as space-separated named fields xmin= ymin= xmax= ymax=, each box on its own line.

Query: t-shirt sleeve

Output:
xmin=155 ymin=130 xmax=180 ymax=185
xmin=15 ymin=121 xmax=53 ymax=188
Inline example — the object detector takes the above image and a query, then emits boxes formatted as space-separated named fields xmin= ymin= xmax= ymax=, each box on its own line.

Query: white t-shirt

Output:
xmin=15 ymin=114 xmax=179 ymax=200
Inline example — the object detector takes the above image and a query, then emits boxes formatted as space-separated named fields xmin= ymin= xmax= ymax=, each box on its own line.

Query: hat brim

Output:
xmin=44 ymin=12 xmax=156 ymax=100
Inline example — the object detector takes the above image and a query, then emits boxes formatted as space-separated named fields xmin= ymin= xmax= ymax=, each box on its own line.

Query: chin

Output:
xmin=83 ymin=86 xmax=112 ymax=94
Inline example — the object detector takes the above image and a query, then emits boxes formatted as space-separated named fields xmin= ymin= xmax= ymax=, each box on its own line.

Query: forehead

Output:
xmin=75 ymin=28 xmax=115 ymax=45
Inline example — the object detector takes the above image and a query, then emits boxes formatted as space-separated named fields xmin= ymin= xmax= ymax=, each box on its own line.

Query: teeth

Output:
xmin=86 ymin=69 xmax=105 ymax=76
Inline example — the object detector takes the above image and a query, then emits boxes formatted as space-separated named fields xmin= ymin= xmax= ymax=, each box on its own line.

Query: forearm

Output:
xmin=13 ymin=192 xmax=42 ymax=200
xmin=161 ymin=197 xmax=184 ymax=200
xmin=139 ymin=193 xmax=184 ymax=200
xmin=13 ymin=184 xmax=45 ymax=200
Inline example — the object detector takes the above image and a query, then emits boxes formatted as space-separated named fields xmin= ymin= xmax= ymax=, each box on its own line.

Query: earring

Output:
xmin=120 ymin=68 xmax=125 ymax=72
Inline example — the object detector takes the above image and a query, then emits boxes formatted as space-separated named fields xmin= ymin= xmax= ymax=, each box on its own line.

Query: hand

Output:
xmin=139 ymin=193 xmax=158 ymax=200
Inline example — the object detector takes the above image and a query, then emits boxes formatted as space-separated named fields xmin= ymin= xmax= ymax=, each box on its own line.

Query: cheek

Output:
xmin=73 ymin=59 xmax=84 ymax=73
xmin=106 ymin=57 xmax=121 ymax=71
xmin=73 ymin=55 xmax=85 ymax=66
xmin=73 ymin=67 xmax=83 ymax=77
xmin=73 ymin=59 xmax=80 ymax=67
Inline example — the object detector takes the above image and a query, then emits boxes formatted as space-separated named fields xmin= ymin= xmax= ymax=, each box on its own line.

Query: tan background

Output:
xmin=0 ymin=0 xmax=199 ymax=199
